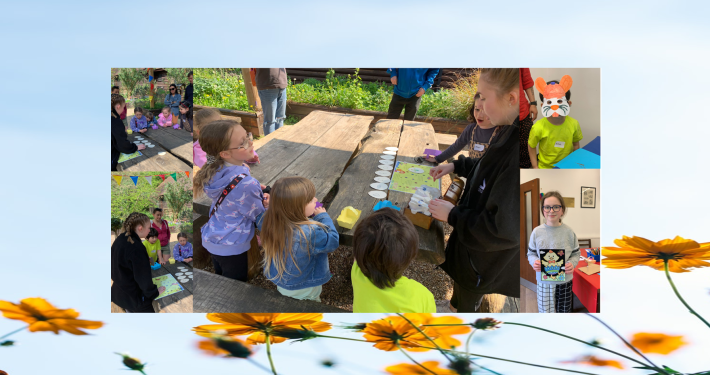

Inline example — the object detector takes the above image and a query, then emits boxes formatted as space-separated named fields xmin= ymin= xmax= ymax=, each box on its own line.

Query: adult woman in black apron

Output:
xmin=429 ymin=68 xmax=520 ymax=312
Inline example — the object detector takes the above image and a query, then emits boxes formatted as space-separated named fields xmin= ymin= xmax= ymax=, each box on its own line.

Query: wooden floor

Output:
xmin=520 ymin=284 xmax=538 ymax=313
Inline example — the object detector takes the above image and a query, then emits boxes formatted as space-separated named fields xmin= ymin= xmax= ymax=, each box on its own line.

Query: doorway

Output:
xmin=520 ymin=177 xmax=540 ymax=312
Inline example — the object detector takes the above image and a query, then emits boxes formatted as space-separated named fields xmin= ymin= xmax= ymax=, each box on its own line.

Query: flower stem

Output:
xmin=503 ymin=322 xmax=651 ymax=369
xmin=396 ymin=342 xmax=437 ymax=375
xmin=465 ymin=329 xmax=477 ymax=358
xmin=264 ymin=333 xmax=278 ymax=375
xmin=664 ymin=259 xmax=710 ymax=329
xmin=584 ymin=314 xmax=667 ymax=374
xmin=417 ymin=346 xmax=600 ymax=375
xmin=0 ymin=326 xmax=26 ymax=341
xmin=248 ymin=358 xmax=277 ymax=374
xmin=316 ymin=334 xmax=369 ymax=343
xmin=396 ymin=313 xmax=453 ymax=363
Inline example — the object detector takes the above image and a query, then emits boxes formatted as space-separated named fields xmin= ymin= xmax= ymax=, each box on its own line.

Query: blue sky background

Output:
xmin=1 ymin=1 xmax=709 ymax=374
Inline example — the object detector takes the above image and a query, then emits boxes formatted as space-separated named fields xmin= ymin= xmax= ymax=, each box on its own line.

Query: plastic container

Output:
xmin=337 ymin=206 xmax=361 ymax=230
xmin=169 ymin=257 xmax=176 ymax=264
xmin=441 ymin=178 xmax=465 ymax=206
xmin=150 ymin=262 xmax=161 ymax=270
xmin=373 ymin=200 xmax=401 ymax=212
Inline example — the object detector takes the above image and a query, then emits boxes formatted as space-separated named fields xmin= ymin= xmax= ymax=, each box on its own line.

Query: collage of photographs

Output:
xmin=110 ymin=68 xmax=600 ymax=315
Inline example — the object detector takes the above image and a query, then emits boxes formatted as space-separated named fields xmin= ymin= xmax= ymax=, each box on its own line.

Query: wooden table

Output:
xmin=573 ymin=258 xmax=601 ymax=313
xmin=193 ymin=269 xmax=346 ymax=313
xmin=150 ymin=261 xmax=193 ymax=313
xmin=329 ymin=119 xmax=446 ymax=264
xmin=120 ymin=127 xmax=192 ymax=172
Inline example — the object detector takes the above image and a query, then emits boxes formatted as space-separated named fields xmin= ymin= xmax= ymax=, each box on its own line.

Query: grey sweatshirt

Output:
xmin=526 ymin=223 xmax=580 ymax=284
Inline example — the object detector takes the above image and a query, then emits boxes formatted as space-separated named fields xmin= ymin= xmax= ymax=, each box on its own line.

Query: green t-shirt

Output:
xmin=142 ymin=239 xmax=161 ymax=263
xmin=528 ymin=116 xmax=583 ymax=169
xmin=352 ymin=261 xmax=436 ymax=313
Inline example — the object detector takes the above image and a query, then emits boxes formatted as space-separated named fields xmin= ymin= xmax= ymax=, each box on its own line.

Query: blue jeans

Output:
xmin=258 ymin=88 xmax=287 ymax=135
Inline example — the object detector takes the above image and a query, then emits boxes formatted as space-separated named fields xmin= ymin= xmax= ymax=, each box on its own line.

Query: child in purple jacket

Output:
xmin=130 ymin=107 xmax=149 ymax=133
xmin=193 ymin=119 xmax=269 ymax=282
xmin=173 ymin=232 xmax=193 ymax=262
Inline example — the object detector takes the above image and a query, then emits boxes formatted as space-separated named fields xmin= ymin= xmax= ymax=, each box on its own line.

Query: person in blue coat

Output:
xmin=386 ymin=68 xmax=440 ymax=120
xmin=164 ymin=84 xmax=181 ymax=116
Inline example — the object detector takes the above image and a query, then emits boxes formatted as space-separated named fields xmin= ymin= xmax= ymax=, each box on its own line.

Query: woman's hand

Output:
xmin=137 ymin=144 xmax=146 ymax=151
xmin=532 ymin=260 xmax=541 ymax=272
xmin=429 ymin=163 xmax=455 ymax=180
xmin=565 ymin=262 xmax=574 ymax=273
xmin=529 ymin=105 xmax=538 ymax=121
xmin=429 ymin=199 xmax=454 ymax=221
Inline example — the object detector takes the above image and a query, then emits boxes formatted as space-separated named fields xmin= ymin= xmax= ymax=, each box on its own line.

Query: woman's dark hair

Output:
xmin=539 ymin=80 xmax=572 ymax=101
xmin=153 ymin=208 xmax=163 ymax=214
xmin=111 ymin=86 xmax=120 ymax=92
xmin=352 ymin=208 xmax=418 ymax=289
xmin=177 ymin=232 xmax=188 ymax=239
xmin=169 ymin=84 xmax=178 ymax=94
xmin=146 ymin=228 xmax=159 ymax=239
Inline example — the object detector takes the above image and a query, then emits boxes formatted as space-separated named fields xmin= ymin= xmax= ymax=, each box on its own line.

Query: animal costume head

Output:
xmin=535 ymin=75 xmax=573 ymax=118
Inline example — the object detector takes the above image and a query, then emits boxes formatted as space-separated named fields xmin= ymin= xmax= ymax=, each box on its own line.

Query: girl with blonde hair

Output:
xmin=257 ymin=176 xmax=339 ymax=302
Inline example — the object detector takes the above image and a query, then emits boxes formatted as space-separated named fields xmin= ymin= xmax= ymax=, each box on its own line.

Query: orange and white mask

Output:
xmin=535 ymin=75 xmax=573 ymax=118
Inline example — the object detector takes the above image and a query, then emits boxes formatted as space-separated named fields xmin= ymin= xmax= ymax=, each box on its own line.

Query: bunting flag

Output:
xmin=150 ymin=83 xmax=154 ymax=91
xmin=148 ymin=75 xmax=153 ymax=82
xmin=149 ymin=95 xmax=153 ymax=101
xmin=111 ymin=172 xmax=189 ymax=189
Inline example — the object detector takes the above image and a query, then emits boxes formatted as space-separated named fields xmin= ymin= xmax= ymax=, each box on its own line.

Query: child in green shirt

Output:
xmin=351 ymin=208 xmax=435 ymax=313
xmin=528 ymin=77 xmax=583 ymax=169
xmin=142 ymin=228 xmax=161 ymax=265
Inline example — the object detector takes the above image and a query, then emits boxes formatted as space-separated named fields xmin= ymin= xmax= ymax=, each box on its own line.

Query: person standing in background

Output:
xmin=253 ymin=68 xmax=288 ymax=136
xmin=386 ymin=68 xmax=440 ymax=121
xmin=184 ymin=71 xmax=194 ymax=104
xmin=112 ymin=86 xmax=128 ymax=130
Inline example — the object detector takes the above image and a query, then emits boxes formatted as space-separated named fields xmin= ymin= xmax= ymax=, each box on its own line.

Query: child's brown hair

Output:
xmin=541 ymin=191 xmax=566 ymax=223
xmin=352 ymin=208 xmax=418 ymax=289
xmin=111 ymin=94 xmax=125 ymax=118
xmin=192 ymin=119 xmax=244 ymax=197
xmin=134 ymin=107 xmax=144 ymax=115
xmin=466 ymin=92 xmax=482 ymax=123
xmin=177 ymin=232 xmax=188 ymax=240
xmin=120 ymin=212 xmax=151 ymax=244
xmin=145 ymin=111 xmax=154 ymax=121
xmin=194 ymin=108 xmax=222 ymax=133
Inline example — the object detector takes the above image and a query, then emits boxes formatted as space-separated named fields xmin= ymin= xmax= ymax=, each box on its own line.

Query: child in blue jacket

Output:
xmin=386 ymin=68 xmax=440 ymax=120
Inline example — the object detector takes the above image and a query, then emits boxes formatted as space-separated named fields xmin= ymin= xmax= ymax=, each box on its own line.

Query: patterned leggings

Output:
xmin=537 ymin=280 xmax=573 ymax=313
xmin=519 ymin=115 xmax=534 ymax=168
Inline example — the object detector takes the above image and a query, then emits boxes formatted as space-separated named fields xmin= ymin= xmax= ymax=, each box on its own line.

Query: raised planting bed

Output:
xmin=286 ymin=102 xmax=468 ymax=135
xmin=194 ymin=105 xmax=260 ymax=136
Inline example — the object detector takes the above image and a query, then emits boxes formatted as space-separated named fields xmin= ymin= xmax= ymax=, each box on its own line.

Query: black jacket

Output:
xmin=439 ymin=118 xmax=520 ymax=297
xmin=111 ymin=232 xmax=160 ymax=311
xmin=111 ymin=108 xmax=137 ymax=170
xmin=185 ymin=83 xmax=193 ymax=104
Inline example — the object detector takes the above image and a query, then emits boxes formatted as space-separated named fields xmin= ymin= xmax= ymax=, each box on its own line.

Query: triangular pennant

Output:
xmin=148 ymin=75 xmax=153 ymax=82
xmin=185 ymin=171 xmax=190 ymax=177
xmin=159 ymin=174 xmax=166 ymax=181
xmin=112 ymin=175 xmax=123 ymax=185
xmin=144 ymin=176 xmax=153 ymax=185
xmin=130 ymin=176 xmax=139 ymax=186
xmin=170 ymin=172 xmax=178 ymax=181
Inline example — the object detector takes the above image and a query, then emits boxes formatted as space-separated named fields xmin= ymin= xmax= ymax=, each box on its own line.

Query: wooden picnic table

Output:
xmin=120 ymin=126 xmax=192 ymax=172
xmin=193 ymin=269 xmax=346 ymax=312
xmin=328 ymin=119 xmax=446 ymax=264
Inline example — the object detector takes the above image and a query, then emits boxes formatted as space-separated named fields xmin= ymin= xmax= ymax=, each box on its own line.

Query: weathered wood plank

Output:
xmin=121 ymin=132 xmax=191 ymax=172
xmin=193 ymin=269 xmax=346 ymax=313
xmin=248 ymin=111 xmax=347 ymax=187
xmin=328 ymin=119 xmax=404 ymax=243
xmin=142 ymin=128 xmax=193 ymax=163
xmin=387 ymin=120 xmax=446 ymax=265
xmin=282 ymin=113 xmax=373 ymax=200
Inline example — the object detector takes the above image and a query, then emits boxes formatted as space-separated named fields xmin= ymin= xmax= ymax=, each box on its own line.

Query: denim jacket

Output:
xmin=256 ymin=212 xmax=340 ymax=290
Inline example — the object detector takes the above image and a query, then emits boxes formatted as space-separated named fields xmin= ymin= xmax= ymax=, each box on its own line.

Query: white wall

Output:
xmin=528 ymin=68 xmax=600 ymax=148
xmin=520 ymin=169 xmax=601 ymax=246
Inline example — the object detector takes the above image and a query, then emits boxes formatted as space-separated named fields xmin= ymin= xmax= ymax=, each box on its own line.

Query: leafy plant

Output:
xmin=116 ymin=68 xmax=146 ymax=100
xmin=163 ymin=174 xmax=192 ymax=223
xmin=110 ymin=172 xmax=164 ymax=221
xmin=110 ymin=217 xmax=122 ymax=236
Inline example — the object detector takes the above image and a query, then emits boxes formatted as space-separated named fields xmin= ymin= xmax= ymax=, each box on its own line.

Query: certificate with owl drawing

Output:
xmin=539 ymin=249 xmax=566 ymax=281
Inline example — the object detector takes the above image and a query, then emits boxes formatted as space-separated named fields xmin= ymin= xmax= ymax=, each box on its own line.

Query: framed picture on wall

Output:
xmin=581 ymin=187 xmax=596 ymax=208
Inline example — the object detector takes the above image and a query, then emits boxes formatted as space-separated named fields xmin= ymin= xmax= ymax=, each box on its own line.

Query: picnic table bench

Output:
xmin=193 ymin=269 xmax=346 ymax=312
xmin=120 ymin=126 xmax=192 ymax=172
